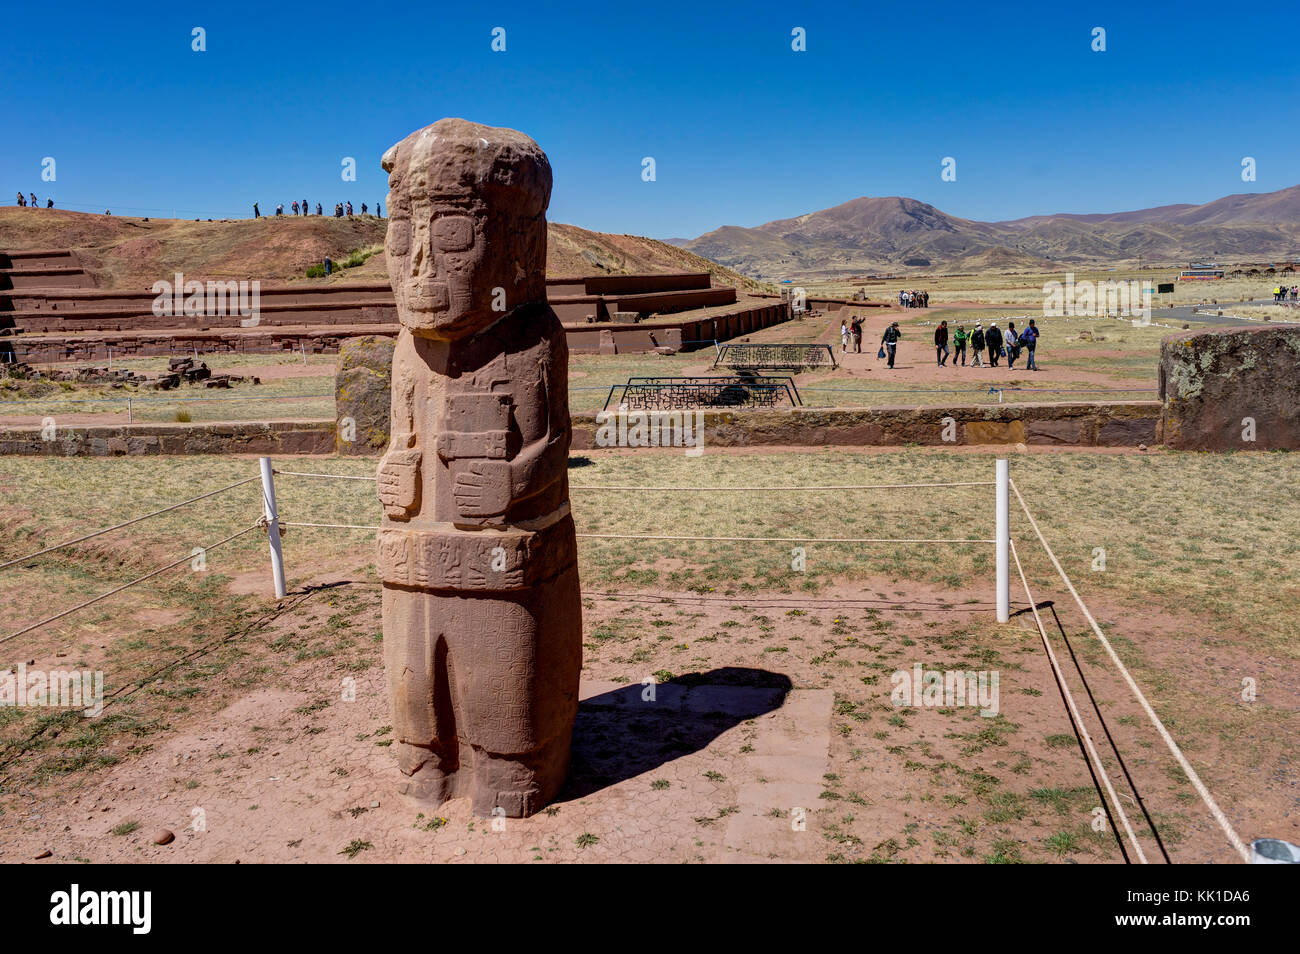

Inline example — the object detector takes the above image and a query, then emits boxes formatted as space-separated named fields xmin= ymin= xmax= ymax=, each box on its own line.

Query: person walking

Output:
xmin=302 ymin=199 xmax=308 ymax=216
xmin=1022 ymin=319 xmax=1040 ymax=370
xmin=986 ymin=322 xmax=1001 ymax=367
xmin=934 ymin=320 xmax=950 ymax=366
xmin=880 ymin=321 xmax=902 ymax=369
xmin=29 ymin=192 xmax=37 ymax=208
xmin=292 ymin=200 xmax=300 ymax=215
xmin=46 ymin=198 xmax=53 ymax=208
xmin=1004 ymin=321 xmax=1019 ymax=369
xmin=840 ymin=320 xmax=850 ymax=353
xmin=970 ymin=323 xmax=985 ymax=367
xmin=953 ymin=324 xmax=968 ymax=366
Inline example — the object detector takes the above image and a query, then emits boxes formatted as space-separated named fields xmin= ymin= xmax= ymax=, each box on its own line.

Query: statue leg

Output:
xmin=383 ymin=584 xmax=462 ymax=805
xmin=455 ymin=563 xmax=583 ymax=818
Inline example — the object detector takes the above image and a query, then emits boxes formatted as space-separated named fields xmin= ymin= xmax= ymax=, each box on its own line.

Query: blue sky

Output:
xmin=3 ymin=0 xmax=1296 ymax=237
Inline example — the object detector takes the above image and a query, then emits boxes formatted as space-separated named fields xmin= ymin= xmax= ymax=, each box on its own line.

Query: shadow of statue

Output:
xmin=558 ymin=666 xmax=792 ymax=802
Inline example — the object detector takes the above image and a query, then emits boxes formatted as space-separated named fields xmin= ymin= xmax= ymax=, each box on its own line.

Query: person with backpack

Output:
xmin=850 ymin=316 xmax=863 ymax=353
xmin=952 ymin=325 xmax=968 ymax=366
xmin=1004 ymin=321 xmax=1019 ymax=369
xmin=934 ymin=320 xmax=950 ymax=366
xmin=985 ymin=322 xmax=1001 ymax=367
xmin=1022 ymin=319 xmax=1041 ymax=370
xmin=970 ymin=323 xmax=985 ymax=367
xmin=880 ymin=321 xmax=903 ymax=369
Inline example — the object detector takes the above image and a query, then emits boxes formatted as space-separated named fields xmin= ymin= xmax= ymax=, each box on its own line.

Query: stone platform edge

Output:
xmin=1 ymin=401 xmax=1162 ymax=456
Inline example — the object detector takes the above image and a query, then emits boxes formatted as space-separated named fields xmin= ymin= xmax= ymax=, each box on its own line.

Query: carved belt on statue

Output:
xmin=377 ymin=514 xmax=576 ymax=591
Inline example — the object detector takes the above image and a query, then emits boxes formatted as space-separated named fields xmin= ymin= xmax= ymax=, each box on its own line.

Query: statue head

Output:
xmin=381 ymin=118 xmax=552 ymax=340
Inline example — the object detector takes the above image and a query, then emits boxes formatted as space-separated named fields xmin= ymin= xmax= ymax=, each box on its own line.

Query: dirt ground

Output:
xmin=1 ymin=558 xmax=1287 ymax=864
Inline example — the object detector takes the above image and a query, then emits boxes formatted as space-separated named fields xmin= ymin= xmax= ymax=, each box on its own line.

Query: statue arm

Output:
xmin=378 ymin=332 xmax=421 ymax=518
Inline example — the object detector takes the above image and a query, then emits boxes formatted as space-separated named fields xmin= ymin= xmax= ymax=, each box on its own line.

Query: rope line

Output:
xmin=571 ymin=481 xmax=993 ymax=492
xmin=1009 ymin=478 xmax=1250 ymax=863
xmin=576 ymin=533 xmax=992 ymax=544
xmin=281 ymin=521 xmax=378 ymax=530
xmin=0 ymin=475 xmax=262 ymax=572
xmin=274 ymin=471 xmax=377 ymax=481
xmin=0 ymin=523 xmax=263 ymax=645
xmin=1009 ymin=536 xmax=1147 ymax=863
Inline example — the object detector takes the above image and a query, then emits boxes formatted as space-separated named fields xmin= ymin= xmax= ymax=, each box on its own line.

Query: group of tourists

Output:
xmin=253 ymin=200 xmax=382 ymax=219
xmin=899 ymin=289 xmax=929 ymax=308
xmin=1272 ymin=285 xmax=1298 ymax=302
xmin=933 ymin=319 xmax=1040 ymax=370
xmin=843 ymin=316 xmax=1043 ymax=371
xmin=14 ymin=192 xmax=53 ymax=208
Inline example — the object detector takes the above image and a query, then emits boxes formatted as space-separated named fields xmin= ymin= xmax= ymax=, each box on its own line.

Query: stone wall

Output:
xmin=0 ymin=402 xmax=1159 ymax=457
xmin=572 ymin=401 xmax=1160 ymax=449
xmin=334 ymin=335 xmax=395 ymax=454
xmin=1158 ymin=325 xmax=1300 ymax=450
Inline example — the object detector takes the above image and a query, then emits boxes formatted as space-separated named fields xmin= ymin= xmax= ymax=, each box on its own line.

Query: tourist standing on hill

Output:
xmin=377 ymin=202 xmax=383 ymax=217
xmin=316 ymin=203 xmax=323 ymax=215
xmin=1022 ymin=319 xmax=1040 ymax=370
xmin=16 ymin=192 xmax=24 ymax=207
xmin=361 ymin=202 xmax=368 ymax=215
xmin=934 ymin=320 xmax=949 ymax=366
xmin=1004 ymin=321 xmax=1019 ymax=369
xmin=985 ymin=321 xmax=1001 ymax=367
xmin=292 ymin=200 xmax=300 ymax=215
xmin=253 ymin=202 xmax=260 ymax=218
xmin=46 ymin=198 xmax=52 ymax=208
xmin=302 ymin=199 xmax=308 ymax=216
xmin=880 ymin=321 xmax=902 ymax=369
xmin=970 ymin=323 xmax=985 ymax=367
xmin=29 ymin=192 xmax=37 ymax=208
xmin=840 ymin=320 xmax=850 ymax=353
xmin=952 ymin=325 xmax=968 ymax=366
xmin=346 ymin=201 xmax=353 ymax=216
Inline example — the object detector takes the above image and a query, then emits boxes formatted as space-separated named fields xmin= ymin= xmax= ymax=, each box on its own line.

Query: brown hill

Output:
xmin=0 ymin=208 xmax=762 ymax=291
xmin=676 ymin=186 xmax=1300 ymax=278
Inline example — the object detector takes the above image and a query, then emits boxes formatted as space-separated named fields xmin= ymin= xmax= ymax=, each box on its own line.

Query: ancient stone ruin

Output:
xmin=1158 ymin=325 xmax=1300 ymax=450
xmin=376 ymin=118 xmax=582 ymax=818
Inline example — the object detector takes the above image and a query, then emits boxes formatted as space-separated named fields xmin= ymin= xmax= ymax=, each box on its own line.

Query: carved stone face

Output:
xmin=383 ymin=119 xmax=551 ymax=341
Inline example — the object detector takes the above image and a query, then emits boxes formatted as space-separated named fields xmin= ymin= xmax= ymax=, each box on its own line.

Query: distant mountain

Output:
xmin=675 ymin=185 xmax=1300 ymax=278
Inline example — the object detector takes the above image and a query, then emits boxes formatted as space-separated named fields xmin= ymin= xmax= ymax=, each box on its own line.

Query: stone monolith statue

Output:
xmin=377 ymin=118 xmax=581 ymax=818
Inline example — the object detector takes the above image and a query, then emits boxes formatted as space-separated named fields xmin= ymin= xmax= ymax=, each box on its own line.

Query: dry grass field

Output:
xmin=0 ymin=448 xmax=1293 ymax=863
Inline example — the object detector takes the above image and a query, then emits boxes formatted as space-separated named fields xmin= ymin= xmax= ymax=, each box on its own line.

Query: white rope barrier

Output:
xmin=1010 ymin=537 xmax=1148 ymax=863
xmin=0 ymin=523 xmax=264 ymax=646
xmin=281 ymin=521 xmax=379 ymax=531
xmin=571 ymin=481 xmax=994 ymax=492
xmin=1009 ymin=478 xmax=1250 ymax=863
xmin=0 ymin=475 xmax=262 ymax=572
xmin=274 ymin=470 xmax=378 ymax=481
xmin=575 ymin=533 xmax=993 ymax=544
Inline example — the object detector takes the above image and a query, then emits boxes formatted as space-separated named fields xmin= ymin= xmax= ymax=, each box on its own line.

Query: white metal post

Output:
xmin=259 ymin=457 xmax=287 ymax=598
xmin=996 ymin=458 xmax=1009 ymax=622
